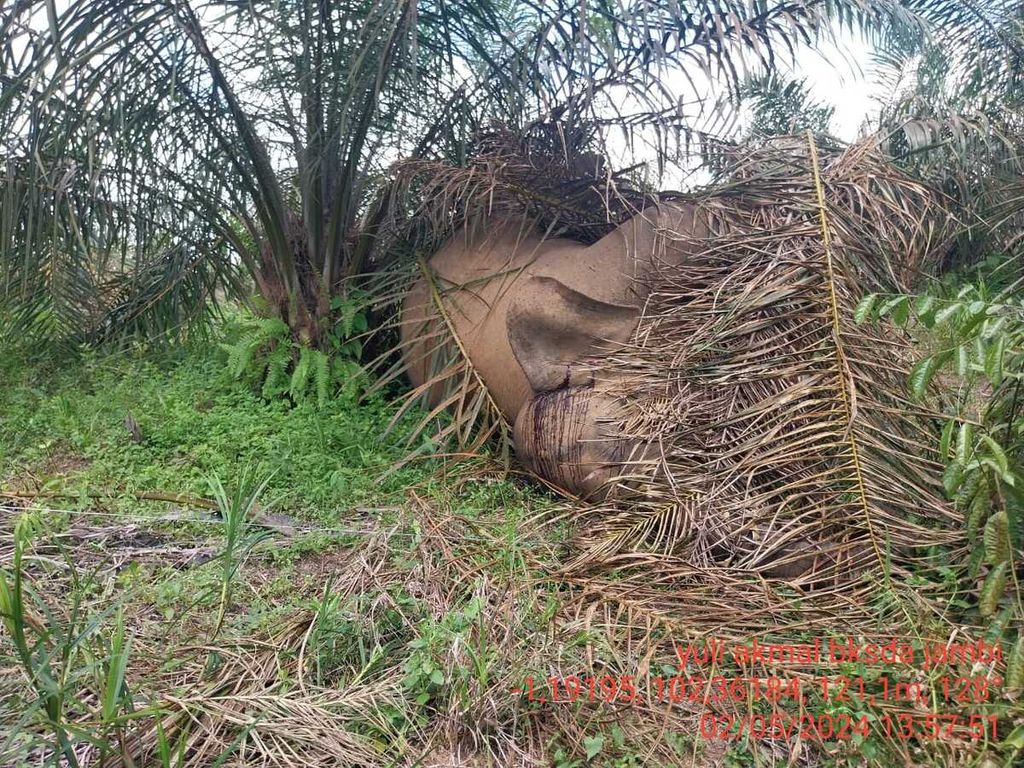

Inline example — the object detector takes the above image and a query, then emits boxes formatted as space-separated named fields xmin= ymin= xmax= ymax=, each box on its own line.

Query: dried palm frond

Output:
xmin=566 ymin=134 xmax=962 ymax=587
xmin=373 ymin=129 xmax=963 ymax=599
xmin=110 ymin=614 xmax=406 ymax=767
xmin=379 ymin=124 xmax=685 ymax=251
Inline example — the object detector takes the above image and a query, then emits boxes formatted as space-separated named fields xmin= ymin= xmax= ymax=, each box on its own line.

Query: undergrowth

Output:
xmin=2 ymin=305 xmax=1023 ymax=767
xmin=0 ymin=316 xmax=432 ymax=521
xmin=219 ymin=292 xmax=369 ymax=407
xmin=857 ymin=256 xmax=1024 ymax=680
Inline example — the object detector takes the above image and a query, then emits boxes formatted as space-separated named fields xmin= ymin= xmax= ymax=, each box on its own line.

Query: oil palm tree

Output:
xmin=0 ymin=0 xmax=963 ymax=350
xmin=869 ymin=0 xmax=1024 ymax=270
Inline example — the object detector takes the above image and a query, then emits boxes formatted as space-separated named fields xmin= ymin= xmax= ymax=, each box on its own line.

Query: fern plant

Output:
xmin=856 ymin=262 xmax=1023 ymax=642
xmin=219 ymin=294 xmax=369 ymax=407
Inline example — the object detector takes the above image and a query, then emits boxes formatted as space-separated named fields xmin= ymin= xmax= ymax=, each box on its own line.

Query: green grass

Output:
xmin=0 ymin=330 xmax=590 ymax=767
xmin=0 ymin=340 xmax=435 ymax=521
xmin=2 ymin=329 xmax=1021 ymax=767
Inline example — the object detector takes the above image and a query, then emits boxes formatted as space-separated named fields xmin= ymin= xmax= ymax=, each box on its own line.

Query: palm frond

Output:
xmin=867 ymin=2 xmax=1024 ymax=273
xmin=565 ymin=134 xmax=961 ymax=583
xmin=3 ymin=0 xmax=945 ymax=348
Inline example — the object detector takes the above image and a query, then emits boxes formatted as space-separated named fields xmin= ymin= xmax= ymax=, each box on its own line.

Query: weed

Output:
xmin=0 ymin=514 xmax=79 ymax=765
xmin=219 ymin=300 xmax=368 ymax=407
xmin=0 ymin=333 xmax=433 ymax=520
xmin=0 ymin=512 xmax=154 ymax=765
xmin=207 ymin=470 xmax=274 ymax=636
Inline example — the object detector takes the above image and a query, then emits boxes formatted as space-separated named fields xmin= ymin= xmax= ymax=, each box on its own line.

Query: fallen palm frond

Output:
xmin=114 ymin=615 xmax=406 ymax=767
xmin=3 ymin=459 xmax=1004 ymax=766
xmin=351 ymin=139 xmax=1000 ymax=768
xmin=378 ymin=131 xmax=964 ymax=589
xmin=362 ymin=139 xmax=1011 ymax=764
xmin=567 ymin=135 xmax=962 ymax=587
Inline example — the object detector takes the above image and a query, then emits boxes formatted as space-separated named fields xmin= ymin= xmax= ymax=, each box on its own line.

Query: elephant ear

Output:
xmin=507 ymin=275 xmax=639 ymax=392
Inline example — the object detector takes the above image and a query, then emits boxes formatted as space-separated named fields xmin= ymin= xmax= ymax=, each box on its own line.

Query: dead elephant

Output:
xmin=398 ymin=151 xmax=958 ymax=579
xmin=401 ymin=204 xmax=706 ymax=500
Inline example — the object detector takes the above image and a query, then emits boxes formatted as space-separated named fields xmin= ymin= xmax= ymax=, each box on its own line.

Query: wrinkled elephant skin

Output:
xmin=401 ymin=204 xmax=707 ymax=498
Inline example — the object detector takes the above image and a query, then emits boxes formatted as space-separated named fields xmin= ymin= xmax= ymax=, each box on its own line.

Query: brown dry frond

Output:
xmin=129 ymin=620 xmax=404 ymax=767
xmin=564 ymin=134 xmax=961 ymax=588
xmin=375 ymin=130 xmax=963 ymax=590
xmin=102 ymin=524 xmax=419 ymax=768
xmin=2 ymin=464 xmax=993 ymax=766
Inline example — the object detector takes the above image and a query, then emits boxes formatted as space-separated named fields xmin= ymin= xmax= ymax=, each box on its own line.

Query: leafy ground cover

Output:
xmin=0 ymin=335 xmax=707 ymax=766
xmin=0 ymin=321 xmax=1021 ymax=767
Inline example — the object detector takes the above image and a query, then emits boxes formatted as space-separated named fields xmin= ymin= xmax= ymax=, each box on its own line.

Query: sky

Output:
xmin=793 ymin=29 xmax=880 ymax=141
xmin=611 ymin=23 xmax=884 ymax=188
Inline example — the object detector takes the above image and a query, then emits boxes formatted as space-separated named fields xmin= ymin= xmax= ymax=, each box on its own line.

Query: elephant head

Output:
xmin=400 ymin=203 xmax=708 ymax=499
xmin=397 ymin=143 xmax=960 ymax=582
